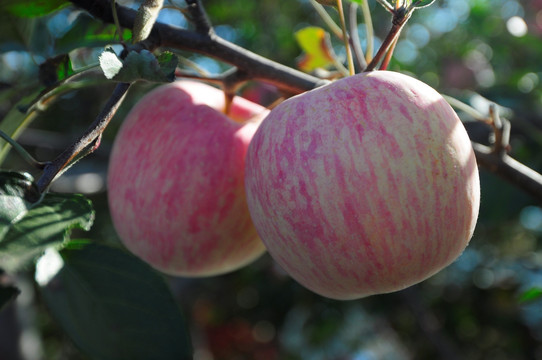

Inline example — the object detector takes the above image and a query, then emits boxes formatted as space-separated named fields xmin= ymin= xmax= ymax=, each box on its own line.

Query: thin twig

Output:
xmin=442 ymin=94 xmax=485 ymax=119
xmin=185 ymin=0 xmax=213 ymax=34
xmin=473 ymin=143 xmax=542 ymax=203
xmin=336 ymin=0 xmax=355 ymax=76
xmin=348 ymin=2 xmax=366 ymax=71
xmin=488 ymin=104 xmax=511 ymax=156
xmin=0 ymin=130 xmax=49 ymax=169
xmin=325 ymin=34 xmax=350 ymax=76
xmin=376 ymin=0 xmax=394 ymax=13
xmin=309 ymin=0 xmax=343 ymax=39
xmin=360 ymin=0 xmax=374 ymax=62
xmin=111 ymin=0 xmax=124 ymax=42
xmin=36 ymin=83 xmax=131 ymax=193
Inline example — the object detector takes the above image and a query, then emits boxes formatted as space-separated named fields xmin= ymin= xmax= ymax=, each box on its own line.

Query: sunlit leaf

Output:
xmin=98 ymin=48 xmax=124 ymax=80
xmin=1 ymin=0 xmax=69 ymax=17
xmin=0 ymin=172 xmax=94 ymax=273
xmin=99 ymin=48 xmax=178 ymax=83
xmin=38 ymin=242 xmax=193 ymax=360
xmin=294 ymin=27 xmax=334 ymax=72
xmin=519 ymin=287 xmax=542 ymax=303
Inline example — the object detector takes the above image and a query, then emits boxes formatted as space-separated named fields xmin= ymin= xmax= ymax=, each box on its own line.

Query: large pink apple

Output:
xmin=107 ymin=80 xmax=269 ymax=276
xmin=245 ymin=71 xmax=480 ymax=300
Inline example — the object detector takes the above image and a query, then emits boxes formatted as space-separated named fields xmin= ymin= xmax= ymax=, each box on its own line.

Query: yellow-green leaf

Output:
xmin=294 ymin=27 xmax=334 ymax=72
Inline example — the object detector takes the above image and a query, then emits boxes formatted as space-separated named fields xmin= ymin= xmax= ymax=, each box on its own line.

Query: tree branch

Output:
xmin=68 ymin=0 xmax=327 ymax=94
xmin=36 ymin=82 xmax=131 ymax=193
xmin=473 ymin=143 xmax=542 ymax=203
xmin=66 ymin=0 xmax=542 ymax=203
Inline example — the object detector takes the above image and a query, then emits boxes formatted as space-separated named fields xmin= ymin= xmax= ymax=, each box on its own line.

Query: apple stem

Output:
xmin=336 ymin=0 xmax=355 ymax=76
xmin=379 ymin=31 xmax=400 ymax=70
xmin=224 ymin=92 xmax=234 ymax=116
xmin=364 ymin=6 xmax=411 ymax=71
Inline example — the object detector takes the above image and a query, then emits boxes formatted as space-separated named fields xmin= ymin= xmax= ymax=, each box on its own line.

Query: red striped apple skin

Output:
xmin=245 ymin=71 xmax=480 ymax=300
xmin=108 ymin=81 xmax=268 ymax=276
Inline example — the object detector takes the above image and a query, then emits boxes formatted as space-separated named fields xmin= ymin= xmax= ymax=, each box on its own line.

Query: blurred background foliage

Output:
xmin=1 ymin=0 xmax=542 ymax=359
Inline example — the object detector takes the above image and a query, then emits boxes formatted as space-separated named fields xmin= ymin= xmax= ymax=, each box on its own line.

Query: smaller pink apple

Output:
xmin=108 ymin=80 xmax=269 ymax=276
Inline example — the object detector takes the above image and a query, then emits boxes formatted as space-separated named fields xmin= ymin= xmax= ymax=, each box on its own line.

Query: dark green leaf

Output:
xmin=0 ymin=172 xmax=94 ymax=273
xmin=37 ymin=242 xmax=192 ymax=360
xmin=519 ymin=287 xmax=542 ymax=303
xmin=39 ymin=54 xmax=75 ymax=88
xmin=1 ymin=0 xmax=69 ymax=17
xmin=0 ymin=275 xmax=20 ymax=312
xmin=99 ymin=48 xmax=178 ymax=83
xmin=54 ymin=13 xmax=131 ymax=56
xmin=412 ymin=0 xmax=436 ymax=8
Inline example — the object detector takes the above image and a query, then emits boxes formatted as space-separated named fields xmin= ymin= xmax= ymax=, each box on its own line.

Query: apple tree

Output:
xmin=1 ymin=0 xmax=542 ymax=359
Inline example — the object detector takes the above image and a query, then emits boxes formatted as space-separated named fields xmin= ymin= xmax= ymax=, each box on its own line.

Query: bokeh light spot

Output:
xmin=506 ymin=16 xmax=528 ymax=37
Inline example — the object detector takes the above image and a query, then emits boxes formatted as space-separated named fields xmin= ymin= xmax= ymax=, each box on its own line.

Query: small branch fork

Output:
xmin=17 ymin=0 xmax=542 ymax=202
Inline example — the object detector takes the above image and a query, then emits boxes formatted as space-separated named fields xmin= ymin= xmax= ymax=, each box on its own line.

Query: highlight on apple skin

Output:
xmin=245 ymin=71 xmax=480 ymax=300
xmin=107 ymin=80 xmax=269 ymax=277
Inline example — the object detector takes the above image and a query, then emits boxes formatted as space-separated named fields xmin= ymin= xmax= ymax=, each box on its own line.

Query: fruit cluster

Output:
xmin=108 ymin=71 xmax=480 ymax=300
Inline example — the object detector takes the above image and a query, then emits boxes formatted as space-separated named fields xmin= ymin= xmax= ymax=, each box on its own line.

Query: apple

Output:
xmin=244 ymin=71 xmax=480 ymax=300
xmin=107 ymin=80 xmax=269 ymax=276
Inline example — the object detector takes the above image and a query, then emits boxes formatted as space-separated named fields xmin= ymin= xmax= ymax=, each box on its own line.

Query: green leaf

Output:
xmin=1 ymin=0 xmax=69 ymax=17
xmin=98 ymin=48 xmax=124 ymax=80
xmin=37 ymin=242 xmax=193 ymax=360
xmin=0 ymin=172 xmax=94 ymax=273
xmin=0 ymin=172 xmax=41 ymax=239
xmin=519 ymin=287 xmax=542 ymax=303
xmin=99 ymin=48 xmax=178 ymax=83
xmin=39 ymin=54 xmax=75 ymax=88
xmin=294 ymin=27 xmax=335 ymax=72
xmin=412 ymin=0 xmax=436 ymax=8
xmin=54 ymin=13 xmax=132 ymax=56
